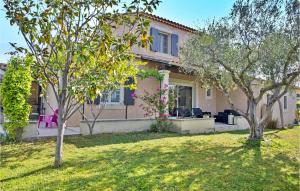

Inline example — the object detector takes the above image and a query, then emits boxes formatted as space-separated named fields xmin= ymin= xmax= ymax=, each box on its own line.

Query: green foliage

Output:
xmin=0 ymin=56 xmax=32 ymax=140
xmin=168 ymin=87 xmax=176 ymax=113
xmin=150 ymin=120 xmax=174 ymax=132
xmin=1 ymin=127 xmax=299 ymax=190
xmin=149 ymin=122 xmax=159 ymax=132
xmin=138 ymin=69 xmax=164 ymax=81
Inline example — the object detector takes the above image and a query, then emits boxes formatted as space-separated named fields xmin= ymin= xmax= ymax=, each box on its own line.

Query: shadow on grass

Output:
xmin=2 ymin=132 xmax=299 ymax=191
xmin=64 ymin=132 xmax=183 ymax=148
xmin=47 ymin=140 xmax=297 ymax=190
xmin=1 ymin=142 xmax=48 ymax=168
xmin=0 ymin=165 xmax=52 ymax=182
xmin=64 ymin=130 xmax=253 ymax=149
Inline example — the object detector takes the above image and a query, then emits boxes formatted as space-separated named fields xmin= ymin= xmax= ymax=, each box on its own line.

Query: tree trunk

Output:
xmin=248 ymin=100 xmax=263 ymax=140
xmin=54 ymin=70 xmax=67 ymax=167
xmin=54 ymin=106 xmax=65 ymax=167
xmin=278 ymin=99 xmax=284 ymax=129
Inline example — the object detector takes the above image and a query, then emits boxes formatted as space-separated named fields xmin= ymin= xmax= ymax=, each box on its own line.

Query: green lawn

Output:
xmin=1 ymin=127 xmax=299 ymax=191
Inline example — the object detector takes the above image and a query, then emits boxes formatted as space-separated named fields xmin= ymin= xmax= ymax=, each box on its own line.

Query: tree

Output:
xmin=4 ymin=0 xmax=160 ymax=167
xmin=0 ymin=56 xmax=32 ymax=141
xmin=180 ymin=0 xmax=299 ymax=140
xmin=78 ymin=90 xmax=108 ymax=136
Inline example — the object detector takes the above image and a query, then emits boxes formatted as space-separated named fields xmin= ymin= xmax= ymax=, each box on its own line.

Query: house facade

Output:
xmin=36 ymin=14 xmax=297 ymax=128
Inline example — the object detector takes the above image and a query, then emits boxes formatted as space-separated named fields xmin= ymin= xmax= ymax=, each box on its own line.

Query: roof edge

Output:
xmin=142 ymin=13 xmax=197 ymax=33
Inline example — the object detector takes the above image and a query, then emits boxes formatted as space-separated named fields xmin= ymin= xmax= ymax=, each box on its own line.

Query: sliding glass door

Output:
xmin=169 ymin=85 xmax=193 ymax=111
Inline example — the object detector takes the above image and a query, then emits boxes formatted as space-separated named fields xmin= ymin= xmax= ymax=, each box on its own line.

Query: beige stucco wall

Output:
xmin=268 ymin=91 xmax=297 ymax=126
xmin=80 ymin=118 xmax=155 ymax=135
xmin=169 ymin=118 xmax=215 ymax=134
xmin=44 ymin=86 xmax=58 ymax=116
xmin=216 ymin=88 xmax=248 ymax=114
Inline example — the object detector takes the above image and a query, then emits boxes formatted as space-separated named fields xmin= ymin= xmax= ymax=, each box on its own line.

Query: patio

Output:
xmin=22 ymin=121 xmax=80 ymax=139
xmin=37 ymin=127 xmax=80 ymax=137
xmin=19 ymin=115 xmax=249 ymax=139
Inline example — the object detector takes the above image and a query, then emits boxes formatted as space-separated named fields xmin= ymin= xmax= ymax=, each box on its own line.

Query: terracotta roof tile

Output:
xmin=142 ymin=13 xmax=197 ymax=33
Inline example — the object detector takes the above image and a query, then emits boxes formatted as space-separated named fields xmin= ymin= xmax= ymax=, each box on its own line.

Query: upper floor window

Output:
xmin=150 ymin=27 xmax=178 ymax=56
xmin=158 ymin=32 xmax=169 ymax=54
xmin=283 ymin=95 xmax=288 ymax=110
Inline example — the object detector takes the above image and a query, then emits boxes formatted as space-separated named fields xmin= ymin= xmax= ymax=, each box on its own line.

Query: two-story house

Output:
xmin=31 ymin=14 xmax=297 ymax=132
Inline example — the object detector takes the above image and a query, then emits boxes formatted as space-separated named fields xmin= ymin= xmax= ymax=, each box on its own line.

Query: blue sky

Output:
xmin=0 ymin=0 xmax=235 ymax=63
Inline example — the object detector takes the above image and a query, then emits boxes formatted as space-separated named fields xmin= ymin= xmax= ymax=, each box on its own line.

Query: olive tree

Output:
xmin=180 ymin=0 xmax=299 ymax=140
xmin=4 ymin=0 xmax=160 ymax=167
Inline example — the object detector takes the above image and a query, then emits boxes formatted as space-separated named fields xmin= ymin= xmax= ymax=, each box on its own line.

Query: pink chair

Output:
xmin=38 ymin=109 xmax=58 ymax=128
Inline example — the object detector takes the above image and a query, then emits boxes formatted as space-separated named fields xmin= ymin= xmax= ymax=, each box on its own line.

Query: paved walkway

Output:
xmin=37 ymin=127 xmax=81 ymax=137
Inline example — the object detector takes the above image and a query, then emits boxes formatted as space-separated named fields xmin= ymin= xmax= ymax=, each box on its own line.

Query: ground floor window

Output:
xmin=89 ymin=89 xmax=123 ymax=105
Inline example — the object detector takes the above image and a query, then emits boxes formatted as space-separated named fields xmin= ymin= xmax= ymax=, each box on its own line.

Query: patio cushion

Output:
xmin=192 ymin=108 xmax=203 ymax=118
xmin=171 ymin=108 xmax=184 ymax=117
xmin=183 ymin=109 xmax=192 ymax=117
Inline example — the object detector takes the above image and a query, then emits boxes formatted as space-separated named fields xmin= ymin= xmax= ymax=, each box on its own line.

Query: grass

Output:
xmin=1 ymin=126 xmax=299 ymax=191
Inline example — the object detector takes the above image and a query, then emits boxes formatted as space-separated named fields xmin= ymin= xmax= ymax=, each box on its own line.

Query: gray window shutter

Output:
xmin=124 ymin=77 xmax=135 ymax=105
xmin=171 ymin=34 xmax=179 ymax=56
xmin=150 ymin=27 xmax=159 ymax=52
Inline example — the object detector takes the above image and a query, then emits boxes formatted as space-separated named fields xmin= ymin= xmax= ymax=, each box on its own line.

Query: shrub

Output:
xmin=265 ymin=119 xmax=278 ymax=129
xmin=150 ymin=123 xmax=159 ymax=132
xmin=0 ymin=56 xmax=32 ymax=141
xmin=150 ymin=120 xmax=174 ymax=132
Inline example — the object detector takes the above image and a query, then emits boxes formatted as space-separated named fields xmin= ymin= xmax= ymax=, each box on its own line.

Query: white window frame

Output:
xmin=158 ymin=31 xmax=171 ymax=55
xmin=205 ymin=88 xmax=212 ymax=100
xmin=283 ymin=95 xmax=288 ymax=110
xmin=100 ymin=88 xmax=124 ymax=105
